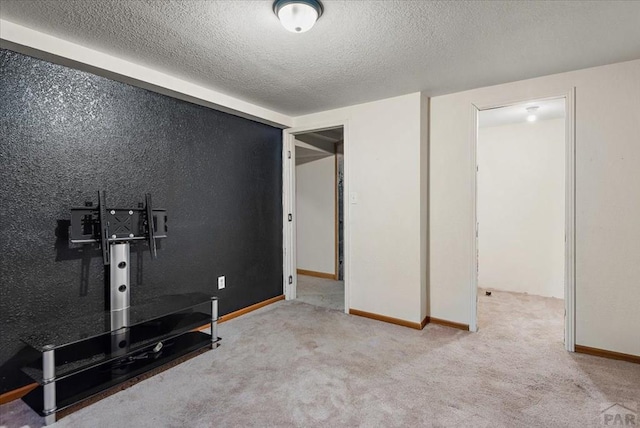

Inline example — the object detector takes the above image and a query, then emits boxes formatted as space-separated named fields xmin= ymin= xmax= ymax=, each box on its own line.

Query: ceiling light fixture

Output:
xmin=273 ymin=0 xmax=323 ymax=33
xmin=526 ymin=106 xmax=539 ymax=122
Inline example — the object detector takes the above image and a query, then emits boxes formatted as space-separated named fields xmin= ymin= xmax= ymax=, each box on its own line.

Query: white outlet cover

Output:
xmin=218 ymin=276 xmax=225 ymax=289
xmin=350 ymin=192 xmax=358 ymax=204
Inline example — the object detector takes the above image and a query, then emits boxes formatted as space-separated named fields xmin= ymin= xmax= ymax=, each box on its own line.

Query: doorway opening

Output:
xmin=473 ymin=94 xmax=575 ymax=351
xmin=283 ymin=124 xmax=347 ymax=312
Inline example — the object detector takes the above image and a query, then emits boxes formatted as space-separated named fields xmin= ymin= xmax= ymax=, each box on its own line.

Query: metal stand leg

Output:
xmin=42 ymin=346 xmax=56 ymax=426
xmin=211 ymin=298 xmax=218 ymax=349
xmin=110 ymin=243 xmax=130 ymax=331
xmin=110 ymin=243 xmax=131 ymax=375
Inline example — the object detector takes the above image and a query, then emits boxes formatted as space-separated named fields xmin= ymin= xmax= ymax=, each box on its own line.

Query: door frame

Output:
xmin=282 ymin=120 xmax=350 ymax=314
xmin=470 ymin=89 xmax=576 ymax=351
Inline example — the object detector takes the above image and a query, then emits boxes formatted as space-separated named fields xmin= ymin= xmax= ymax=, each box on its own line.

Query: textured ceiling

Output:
xmin=1 ymin=1 xmax=639 ymax=116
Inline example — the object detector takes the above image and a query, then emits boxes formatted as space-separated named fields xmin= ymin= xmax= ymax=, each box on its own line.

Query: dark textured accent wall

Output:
xmin=0 ymin=49 xmax=283 ymax=392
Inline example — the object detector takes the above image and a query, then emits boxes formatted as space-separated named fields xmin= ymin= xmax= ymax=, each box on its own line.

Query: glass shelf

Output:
xmin=20 ymin=287 xmax=220 ymax=426
xmin=22 ymin=292 xmax=215 ymax=352
xmin=22 ymin=331 xmax=213 ymax=416
xmin=21 ymin=309 xmax=215 ymax=384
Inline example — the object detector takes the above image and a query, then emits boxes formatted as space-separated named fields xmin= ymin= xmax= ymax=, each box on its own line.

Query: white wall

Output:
xmin=296 ymin=151 xmax=336 ymax=275
xmin=431 ymin=59 xmax=640 ymax=356
xmin=477 ymin=119 xmax=565 ymax=298
xmin=293 ymin=93 xmax=428 ymax=324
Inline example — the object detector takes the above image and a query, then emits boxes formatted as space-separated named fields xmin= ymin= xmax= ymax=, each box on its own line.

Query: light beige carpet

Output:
xmin=1 ymin=290 xmax=638 ymax=427
xmin=296 ymin=274 xmax=344 ymax=312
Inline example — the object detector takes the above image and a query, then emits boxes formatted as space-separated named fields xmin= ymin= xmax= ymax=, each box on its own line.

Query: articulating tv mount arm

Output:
xmin=69 ymin=191 xmax=167 ymax=332
xmin=69 ymin=191 xmax=167 ymax=265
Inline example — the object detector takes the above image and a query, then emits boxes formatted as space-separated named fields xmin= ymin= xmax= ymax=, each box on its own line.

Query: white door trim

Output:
xmin=282 ymin=120 xmax=351 ymax=314
xmin=470 ymin=89 xmax=576 ymax=351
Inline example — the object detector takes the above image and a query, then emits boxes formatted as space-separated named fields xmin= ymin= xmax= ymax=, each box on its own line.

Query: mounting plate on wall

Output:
xmin=69 ymin=191 xmax=167 ymax=265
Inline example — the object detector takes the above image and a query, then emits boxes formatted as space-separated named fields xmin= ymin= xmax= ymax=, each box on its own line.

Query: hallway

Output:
xmin=296 ymin=274 xmax=344 ymax=312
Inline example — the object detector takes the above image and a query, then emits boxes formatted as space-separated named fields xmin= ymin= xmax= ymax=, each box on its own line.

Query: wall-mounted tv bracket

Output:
xmin=69 ymin=191 xmax=167 ymax=337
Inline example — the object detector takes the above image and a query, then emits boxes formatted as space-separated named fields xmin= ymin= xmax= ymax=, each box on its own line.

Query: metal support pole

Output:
xmin=110 ymin=243 xmax=131 ymax=374
xmin=42 ymin=346 xmax=56 ymax=425
xmin=211 ymin=298 xmax=218 ymax=348
xmin=110 ymin=243 xmax=130 ymax=331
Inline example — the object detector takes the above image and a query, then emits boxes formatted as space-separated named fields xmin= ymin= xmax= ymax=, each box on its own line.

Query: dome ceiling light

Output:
xmin=273 ymin=0 xmax=323 ymax=33
xmin=526 ymin=106 xmax=539 ymax=122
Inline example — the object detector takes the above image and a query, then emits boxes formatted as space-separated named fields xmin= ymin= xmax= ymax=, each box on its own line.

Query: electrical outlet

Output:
xmin=217 ymin=276 xmax=225 ymax=290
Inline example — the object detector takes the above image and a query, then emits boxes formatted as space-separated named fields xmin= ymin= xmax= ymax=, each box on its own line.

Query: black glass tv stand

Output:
xmin=20 ymin=293 xmax=219 ymax=425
